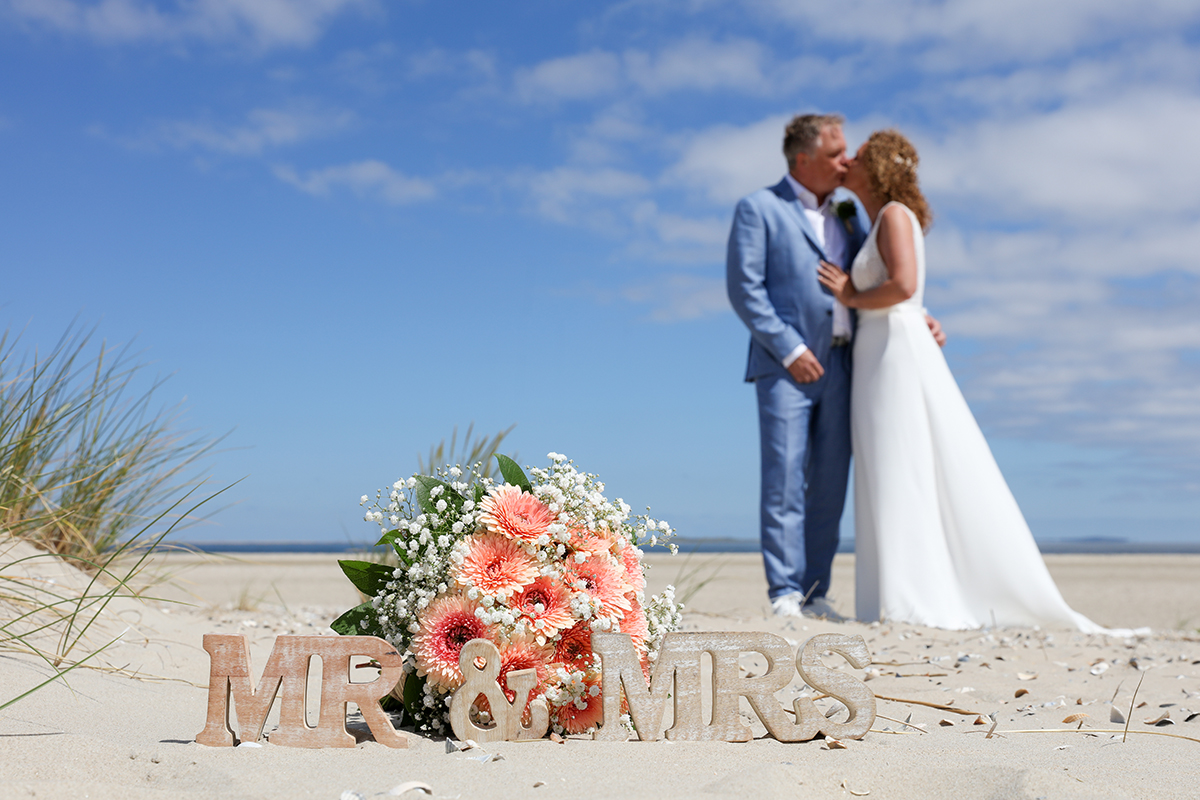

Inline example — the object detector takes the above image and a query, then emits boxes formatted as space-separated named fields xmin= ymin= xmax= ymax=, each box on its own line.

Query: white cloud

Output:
xmin=513 ymin=37 xmax=845 ymax=104
xmin=274 ymin=160 xmax=436 ymax=204
xmin=920 ymin=218 xmax=1200 ymax=450
xmin=625 ymin=37 xmax=769 ymax=94
xmin=525 ymin=166 xmax=652 ymax=222
xmin=157 ymin=106 xmax=352 ymax=155
xmin=752 ymin=0 xmax=1200 ymax=65
xmin=664 ymin=114 xmax=789 ymax=205
xmin=514 ymin=50 xmax=622 ymax=102
xmin=920 ymin=90 xmax=1200 ymax=226
xmin=4 ymin=0 xmax=370 ymax=48
xmin=622 ymin=273 xmax=729 ymax=322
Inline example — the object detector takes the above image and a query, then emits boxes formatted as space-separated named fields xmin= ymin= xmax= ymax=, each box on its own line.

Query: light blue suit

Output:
xmin=726 ymin=177 xmax=868 ymax=602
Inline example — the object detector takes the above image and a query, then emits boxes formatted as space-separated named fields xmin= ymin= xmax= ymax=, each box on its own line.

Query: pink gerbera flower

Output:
xmin=555 ymin=674 xmax=605 ymax=734
xmin=567 ymin=555 xmax=633 ymax=621
xmin=552 ymin=620 xmax=596 ymax=671
xmin=568 ymin=528 xmax=611 ymax=559
xmin=454 ymin=533 xmax=538 ymax=598
xmin=620 ymin=593 xmax=648 ymax=649
xmin=619 ymin=543 xmax=646 ymax=593
xmin=512 ymin=576 xmax=574 ymax=636
xmin=478 ymin=484 xmax=554 ymax=543
xmin=411 ymin=594 xmax=494 ymax=691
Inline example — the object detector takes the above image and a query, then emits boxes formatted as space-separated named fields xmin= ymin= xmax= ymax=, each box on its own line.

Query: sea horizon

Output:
xmin=168 ymin=536 xmax=1200 ymax=555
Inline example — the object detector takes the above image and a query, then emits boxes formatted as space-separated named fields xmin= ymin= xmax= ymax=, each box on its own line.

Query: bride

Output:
xmin=817 ymin=130 xmax=1103 ymax=632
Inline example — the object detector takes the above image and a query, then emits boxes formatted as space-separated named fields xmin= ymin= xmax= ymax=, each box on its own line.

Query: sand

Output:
xmin=2 ymin=546 xmax=1199 ymax=799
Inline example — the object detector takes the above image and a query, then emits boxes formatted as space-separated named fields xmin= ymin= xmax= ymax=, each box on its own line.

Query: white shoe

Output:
xmin=771 ymin=592 xmax=804 ymax=618
xmin=802 ymin=596 xmax=847 ymax=622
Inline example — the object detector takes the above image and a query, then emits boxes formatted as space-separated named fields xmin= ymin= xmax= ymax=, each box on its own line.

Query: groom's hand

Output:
xmin=788 ymin=350 xmax=825 ymax=383
xmin=925 ymin=313 xmax=947 ymax=347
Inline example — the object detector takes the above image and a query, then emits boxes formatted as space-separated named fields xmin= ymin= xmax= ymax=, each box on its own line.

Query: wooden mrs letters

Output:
xmin=592 ymin=631 xmax=875 ymax=742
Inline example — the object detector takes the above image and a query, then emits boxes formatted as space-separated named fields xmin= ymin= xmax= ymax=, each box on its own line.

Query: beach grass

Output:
xmin=0 ymin=487 xmax=224 ymax=710
xmin=0 ymin=324 xmax=223 ymax=563
xmin=416 ymin=422 xmax=516 ymax=483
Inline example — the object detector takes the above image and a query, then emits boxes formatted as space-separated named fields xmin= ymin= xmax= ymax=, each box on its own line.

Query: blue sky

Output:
xmin=2 ymin=0 xmax=1198 ymax=547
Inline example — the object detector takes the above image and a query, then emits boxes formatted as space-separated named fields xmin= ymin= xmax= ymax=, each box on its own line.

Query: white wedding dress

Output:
xmin=850 ymin=202 xmax=1103 ymax=632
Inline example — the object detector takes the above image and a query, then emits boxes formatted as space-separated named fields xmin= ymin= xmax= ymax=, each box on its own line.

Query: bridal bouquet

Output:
xmin=333 ymin=453 xmax=683 ymax=736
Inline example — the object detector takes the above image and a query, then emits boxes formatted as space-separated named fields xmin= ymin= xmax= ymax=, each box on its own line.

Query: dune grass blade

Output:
xmin=54 ymin=483 xmax=231 ymax=665
xmin=0 ymin=482 xmax=231 ymax=711
xmin=672 ymin=552 xmax=728 ymax=606
xmin=0 ymin=324 xmax=225 ymax=562
xmin=417 ymin=423 xmax=515 ymax=482
xmin=969 ymin=727 xmax=1200 ymax=745
xmin=0 ymin=634 xmax=123 ymax=713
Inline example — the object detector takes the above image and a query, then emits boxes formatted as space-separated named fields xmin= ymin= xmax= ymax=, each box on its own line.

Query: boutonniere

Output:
xmin=835 ymin=200 xmax=857 ymax=234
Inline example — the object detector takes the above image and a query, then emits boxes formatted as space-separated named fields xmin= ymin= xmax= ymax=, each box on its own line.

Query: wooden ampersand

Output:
xmin=448 ymin=639 xmax=550 ymax=743
xmin=195 ymin=634 xmax=407 ymax=748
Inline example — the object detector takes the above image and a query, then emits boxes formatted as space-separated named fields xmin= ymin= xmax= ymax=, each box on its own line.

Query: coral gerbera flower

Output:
xmin=454 ymin=533 xmax=538 ymax=598
xmin=568 ymin=528 xmax=611 ymax=559
xmin=619 ymin=543 xmax=646 ymax=593
xmin=478 ymin=484 xmax=555 ymax=543
xmin=555 ymin=674 xmax=605 ymax=734
xmin=620 ymin=593 xmax=648 ymax=649
xmin=553 ymin=620 xmax=596 ymax=671
xmin=567 ymin=555 xmax=633 ymax=621
xmin=512 ymin=576 xmax=574 ymax=636
xmin=411 ymin=594 xmax=494 ymax=691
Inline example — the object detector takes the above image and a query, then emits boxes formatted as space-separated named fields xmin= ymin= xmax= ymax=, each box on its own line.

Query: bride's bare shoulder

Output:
xmin=876 ymin=202 xmax=911 ymax=232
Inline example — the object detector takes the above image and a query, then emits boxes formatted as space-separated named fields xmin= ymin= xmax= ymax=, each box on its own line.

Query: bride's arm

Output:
xmin=817 ymin=205 xmax=918 ymax=309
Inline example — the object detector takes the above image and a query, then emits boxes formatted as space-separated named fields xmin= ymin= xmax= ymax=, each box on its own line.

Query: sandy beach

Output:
xmin=3 ymin=546 xmax=1199 ymax=799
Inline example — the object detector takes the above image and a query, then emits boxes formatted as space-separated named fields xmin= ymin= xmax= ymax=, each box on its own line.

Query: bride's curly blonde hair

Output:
xmin=858 ymin=129 xmax=933 ymax=232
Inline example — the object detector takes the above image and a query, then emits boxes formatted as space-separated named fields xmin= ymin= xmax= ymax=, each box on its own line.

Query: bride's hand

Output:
xmin=817 ymin=260 xmax=855 ymax=305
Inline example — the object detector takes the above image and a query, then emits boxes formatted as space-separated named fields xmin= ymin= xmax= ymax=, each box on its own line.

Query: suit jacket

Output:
xmin=726 ymin=177 xmax=869 ymax=397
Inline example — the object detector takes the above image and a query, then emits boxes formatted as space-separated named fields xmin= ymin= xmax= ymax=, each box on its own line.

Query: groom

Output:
xmin=726 ymin=113 xmax=861 ymax=620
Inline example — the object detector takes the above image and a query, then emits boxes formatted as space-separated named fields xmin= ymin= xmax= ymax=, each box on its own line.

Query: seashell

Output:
xmin=1143 ymin=711 xmax=1173 ymax=726
xmin=1110 ymin=706 xmax=1125 ymax=724
xmin=1017 ymin=672 xmax=1037 ymax=681
xmin=1062 ymin=713 xmax=1088 ymax=728
xmin=825 ymin=737 xmax=847 ymax=749
xmin=1014 ymin=688 xmax=1029 ymax=698
xmin=387 ymin=782 xmax=433 ymax=796
xmin=1090 ymin=662 xmax=1109 ymax=676
xmin=841 ymin=779 xmax=870 ymax=795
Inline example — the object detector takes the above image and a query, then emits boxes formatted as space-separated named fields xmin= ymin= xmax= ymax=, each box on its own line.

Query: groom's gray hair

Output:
xmin=783 ymin=113 xmax=845 ymax=167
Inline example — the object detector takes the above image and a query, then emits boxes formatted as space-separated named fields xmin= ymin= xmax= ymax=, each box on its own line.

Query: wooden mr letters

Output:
xmin=195 ymin=634 xmax=407 ymax=748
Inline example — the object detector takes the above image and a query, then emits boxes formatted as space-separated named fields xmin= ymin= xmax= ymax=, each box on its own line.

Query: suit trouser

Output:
xmin=755 ymin=344 xmax=852 ymax=602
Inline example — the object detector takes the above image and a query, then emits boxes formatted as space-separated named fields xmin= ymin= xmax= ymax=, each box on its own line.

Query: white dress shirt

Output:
xmin=780 ymin=173 xmax=853 ymax=368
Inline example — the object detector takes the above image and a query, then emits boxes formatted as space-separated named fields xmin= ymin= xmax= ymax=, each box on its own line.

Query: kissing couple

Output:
xmin=727 ymin=113 xmax=1105 ymax=632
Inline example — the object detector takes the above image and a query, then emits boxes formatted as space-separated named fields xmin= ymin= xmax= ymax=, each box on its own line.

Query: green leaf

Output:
xmin=338 ymin=559 xmax=394 ymax=598
xmin=330 ymin=601 xmax=380 ymax=637
xmin=473 ymin=483 xmax=485 ymax=503
xmin=494 ymin=454 xmax=532 ymax=493
xmin=413 ymin=475 xmax=459 ymax=515
xmin=402 ymin=670 xmax=427 ymax=720
xmin=376 ymin=529 xmax=402 ymax=547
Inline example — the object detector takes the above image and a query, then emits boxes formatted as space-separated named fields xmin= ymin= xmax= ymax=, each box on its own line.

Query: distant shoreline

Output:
xmin=170 ymin=538 xmax=1200 ymax=555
